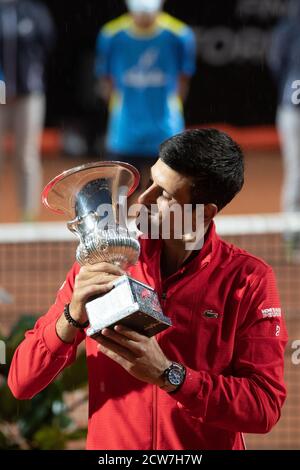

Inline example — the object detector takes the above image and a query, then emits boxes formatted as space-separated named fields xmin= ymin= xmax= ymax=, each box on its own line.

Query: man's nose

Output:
xmin=138 ymin=185 xmax=156 ymax=205
xmin=137 ymin=189 xmax=148 ymax=205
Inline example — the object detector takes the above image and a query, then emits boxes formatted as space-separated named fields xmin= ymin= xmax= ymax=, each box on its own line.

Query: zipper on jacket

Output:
xmin=152 ymin=289 xmax=167 ymax=450
xmin=152 ymin=384 xmax=157 ymax=449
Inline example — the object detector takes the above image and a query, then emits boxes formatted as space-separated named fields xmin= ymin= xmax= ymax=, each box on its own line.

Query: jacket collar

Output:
xmin=140 ymin=220 xmax=220 ymax=279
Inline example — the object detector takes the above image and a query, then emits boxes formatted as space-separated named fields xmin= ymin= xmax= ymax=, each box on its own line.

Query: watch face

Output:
xmin=168 ymin=367 xmax=183 ymax=386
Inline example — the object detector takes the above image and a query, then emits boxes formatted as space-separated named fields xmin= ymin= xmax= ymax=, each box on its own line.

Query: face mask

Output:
xmin=126 ymin=0 xmax=162 ymax=14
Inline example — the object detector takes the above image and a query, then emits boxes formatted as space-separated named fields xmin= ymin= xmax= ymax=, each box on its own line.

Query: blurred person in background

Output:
xmin=95 ymin=0 xmax=196 ymax=197
xmin=0 ymin=0 xmax=55 ymax=221
xmin=268 ymin=0 xmax=300 ymax=260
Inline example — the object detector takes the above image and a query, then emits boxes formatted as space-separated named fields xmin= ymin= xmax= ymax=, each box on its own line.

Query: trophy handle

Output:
xmin=67 ymin=211 xmax=100 ymax=243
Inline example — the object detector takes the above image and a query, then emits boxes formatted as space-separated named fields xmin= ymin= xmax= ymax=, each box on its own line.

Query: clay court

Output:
xmin=0 ymin=126 xmax=285 ymax=222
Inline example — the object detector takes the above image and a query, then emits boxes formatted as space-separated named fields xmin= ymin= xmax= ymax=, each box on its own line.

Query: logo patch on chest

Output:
xmin=202 ymin=310 xmax=219 ymax=319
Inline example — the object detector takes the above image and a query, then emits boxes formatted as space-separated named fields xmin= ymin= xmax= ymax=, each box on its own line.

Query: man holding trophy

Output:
xmin=8 ymin=129 xmax=287 ymax=450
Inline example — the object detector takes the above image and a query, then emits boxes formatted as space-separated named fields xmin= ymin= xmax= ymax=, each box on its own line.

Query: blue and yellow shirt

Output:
xmin=95 ymin=13 xmax=196 ymax=157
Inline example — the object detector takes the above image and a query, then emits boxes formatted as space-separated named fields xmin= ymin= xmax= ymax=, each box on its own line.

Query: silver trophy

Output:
xmin=42 ymin=161 xmax=172 ymax=338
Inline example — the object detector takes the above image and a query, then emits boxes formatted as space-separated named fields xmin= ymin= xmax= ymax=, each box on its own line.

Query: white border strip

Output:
xmin=0 ymin=213 xmax=300 ymax=243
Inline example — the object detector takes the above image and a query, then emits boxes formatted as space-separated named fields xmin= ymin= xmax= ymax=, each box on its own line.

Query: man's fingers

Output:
xmin=101 ymin=328 xmax=145 ymax=356
xmin=78 ymin=273 xmax=120 ymax=288
xmin=114 ymin=325 xmax=147 ymax=342
xmin=97 ymin=335 xmax=136 ymax=363
xmin=79 ymin=263 xmax=125 ymax=278
xmin=79 ymin=283 xmax=114 ymax=302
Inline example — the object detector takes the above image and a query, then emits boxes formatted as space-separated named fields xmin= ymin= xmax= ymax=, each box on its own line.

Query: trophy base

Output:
xmin=85 ymin=275 xmax=172 ymax=338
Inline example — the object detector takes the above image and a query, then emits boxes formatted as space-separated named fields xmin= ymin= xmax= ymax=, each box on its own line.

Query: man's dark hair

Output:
xmin=159 ymin=128 xmax=244 ymax=211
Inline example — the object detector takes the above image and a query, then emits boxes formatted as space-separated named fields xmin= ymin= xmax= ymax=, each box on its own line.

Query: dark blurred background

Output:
xmin=41 ymin=0 xmax=287 ymax=138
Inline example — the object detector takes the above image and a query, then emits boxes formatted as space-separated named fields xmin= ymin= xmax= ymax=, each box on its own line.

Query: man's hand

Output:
xmin=56 ymin=262 xmax=124 ymax=344
xmin=96 ymin=325 xmax=172 ymax=387
xmin=69 ymin=262 xmax=125 ymax=324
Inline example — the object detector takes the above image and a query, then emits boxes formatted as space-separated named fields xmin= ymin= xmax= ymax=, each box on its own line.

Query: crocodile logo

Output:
xmin=203 ymin=310 xmax=219 ymax=319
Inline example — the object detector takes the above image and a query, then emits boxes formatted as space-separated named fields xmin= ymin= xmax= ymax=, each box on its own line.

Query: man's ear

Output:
xmin=191 ymin=203 xmax=218 ymax=233
xmin=204 ymin=203 xmax=218 ymax=224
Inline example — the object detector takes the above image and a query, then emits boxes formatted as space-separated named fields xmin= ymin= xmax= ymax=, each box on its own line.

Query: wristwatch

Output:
xmin=160 ymin=362 xmax=186 ymax=393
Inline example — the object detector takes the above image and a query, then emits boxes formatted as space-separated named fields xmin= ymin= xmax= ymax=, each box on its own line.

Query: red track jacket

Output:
xmin=8 ymin=222 xmax=288 ymax=449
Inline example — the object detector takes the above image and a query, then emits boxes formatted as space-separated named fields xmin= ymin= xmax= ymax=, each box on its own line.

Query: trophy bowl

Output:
xmin=42 ymin=161 xmax=172 ymax=338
